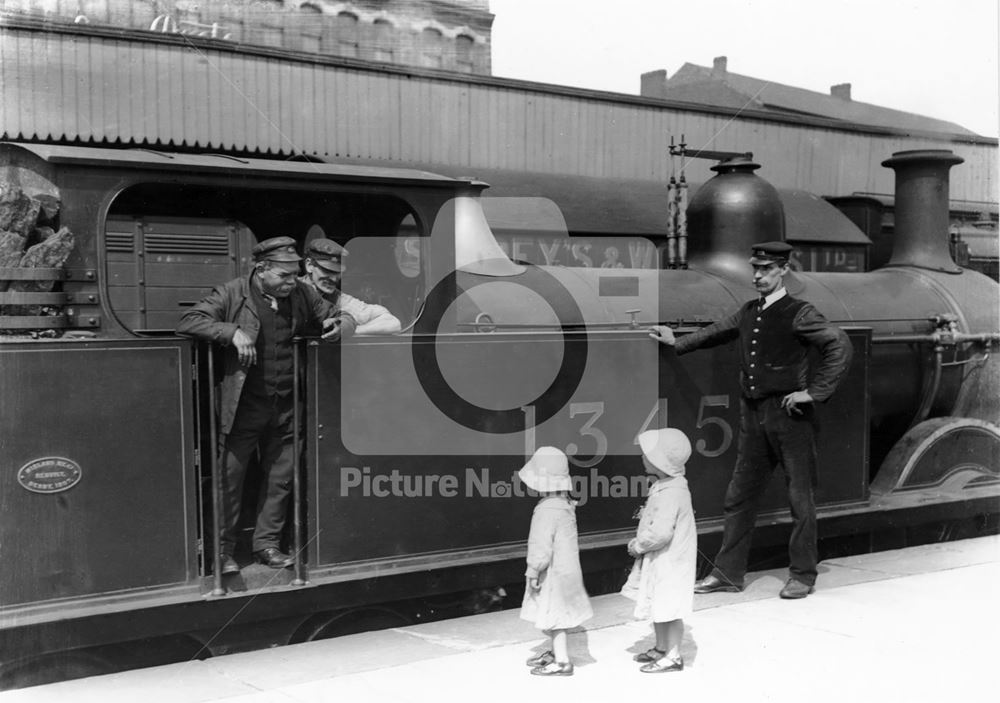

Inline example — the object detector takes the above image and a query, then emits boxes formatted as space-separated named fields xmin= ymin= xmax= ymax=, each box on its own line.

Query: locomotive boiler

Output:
xmin=0 ymin=142 xmax=996 ymax=689
xmin=449 ymin=149 xmax=1000 ymax=495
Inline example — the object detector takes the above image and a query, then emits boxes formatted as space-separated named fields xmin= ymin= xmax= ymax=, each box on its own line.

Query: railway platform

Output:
xmin=6 ymin=535 xmax=998 ymax=703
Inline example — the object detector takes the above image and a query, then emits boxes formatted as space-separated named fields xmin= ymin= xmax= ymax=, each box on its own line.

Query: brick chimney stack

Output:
xmin=831 ymin=83 xmax=852 ymax=100
xmin=640 ymin=69 xmax=668 ymax=98
xmin=712 ymin=56 xmax=728 ymax=77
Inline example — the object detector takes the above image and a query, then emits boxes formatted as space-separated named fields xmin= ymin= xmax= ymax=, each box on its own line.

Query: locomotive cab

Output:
xmin=0 ymin=141 xmax=661 ymax=588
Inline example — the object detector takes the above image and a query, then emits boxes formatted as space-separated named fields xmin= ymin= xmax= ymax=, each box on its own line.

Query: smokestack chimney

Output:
xmin=881 ymin=150 xmax=964 ymax=273
xmin=830 ymin=83 xmax=851 ymax=100
xmin=712 ymin=56 xmax=727 ymax=77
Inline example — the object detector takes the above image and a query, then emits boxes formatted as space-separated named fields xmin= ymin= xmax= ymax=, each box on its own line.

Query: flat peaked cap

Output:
xmin=306 ymin=238 xmax=349 ymax=272
xmin=749 ymin=241 xmax=793 ymax=265
xmin=252 ymin=236 xmax=302 ymax=263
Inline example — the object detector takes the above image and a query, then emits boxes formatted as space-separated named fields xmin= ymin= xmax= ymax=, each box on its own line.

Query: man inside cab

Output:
xmin=300 ymin=238 xmax=401 ymax=335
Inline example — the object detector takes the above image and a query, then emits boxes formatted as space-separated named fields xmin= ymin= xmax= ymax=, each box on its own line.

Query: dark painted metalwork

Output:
xmin=291 ymin=339 xmax=305 ymax=587
xmin=685 ymin=156 xmax=786 ymax=279
xmin=871 ymin=417 xmax=1000 ymax=495
xmin=0 ymin=340 xmax=198 ymax=606
xmin=207 ymin=341 xmax=225 ymax=598
xmin=883 ymin=150 xmax=966 ymax=273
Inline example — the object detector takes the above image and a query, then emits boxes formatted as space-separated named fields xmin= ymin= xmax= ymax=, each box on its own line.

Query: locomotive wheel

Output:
xmin=871 ymin=417 xmax=1000 ymax=496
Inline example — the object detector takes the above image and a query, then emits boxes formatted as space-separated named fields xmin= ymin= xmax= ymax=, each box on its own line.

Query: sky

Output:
xmin=488 ymin=0 xmax=1000 ymax=138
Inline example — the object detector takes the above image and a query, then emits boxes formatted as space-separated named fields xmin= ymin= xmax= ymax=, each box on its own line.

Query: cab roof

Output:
xmin=0 ymin=142 xmax=475 ymax=188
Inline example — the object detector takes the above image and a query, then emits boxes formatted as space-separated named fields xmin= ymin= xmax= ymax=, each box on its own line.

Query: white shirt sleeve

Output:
xmin=337 ymin=292 xmax=401 ymax=335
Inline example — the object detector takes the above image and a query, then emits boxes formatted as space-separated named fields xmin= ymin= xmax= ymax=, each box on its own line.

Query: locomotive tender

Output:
xmin=0 ymin=141 xmax=997 ymax=688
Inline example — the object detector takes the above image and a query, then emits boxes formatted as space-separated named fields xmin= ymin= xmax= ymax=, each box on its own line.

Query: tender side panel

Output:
xmin=0 ymin=340 xmax=197 ymax=607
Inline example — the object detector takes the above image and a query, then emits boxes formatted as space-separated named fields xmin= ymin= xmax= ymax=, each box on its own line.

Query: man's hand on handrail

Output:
xmin=232 ymin=328 xmax=257 ymax=366
xmin=321 ymin=313 xmax=357 ymax=341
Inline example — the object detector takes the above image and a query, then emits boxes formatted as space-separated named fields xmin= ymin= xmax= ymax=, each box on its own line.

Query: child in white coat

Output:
xmin=622 ymin=427 xmax=696 ymax=673
xmin=519 ymin=446 xmax=594 ymax=677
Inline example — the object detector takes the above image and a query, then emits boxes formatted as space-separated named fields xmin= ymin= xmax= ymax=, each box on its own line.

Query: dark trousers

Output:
xmin=218 ymin=394 xmax=296 ymax=554
xmin=710 ymin=396 xmax=819 ymax=586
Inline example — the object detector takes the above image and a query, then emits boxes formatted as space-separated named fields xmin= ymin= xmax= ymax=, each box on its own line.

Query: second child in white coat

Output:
xmin=622 ymin=427 xmax=697 ymax=673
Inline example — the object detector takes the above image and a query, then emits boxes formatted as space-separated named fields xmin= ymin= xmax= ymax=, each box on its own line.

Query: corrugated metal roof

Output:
xmin=0 ymin=22 xmax=993 ymax=205
xmin=665 ymin=63 xmax=980 ymax=137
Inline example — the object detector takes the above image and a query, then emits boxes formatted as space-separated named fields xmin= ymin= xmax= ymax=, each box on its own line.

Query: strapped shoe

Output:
xmin=694 ymin=574 xmax=743 ymax=594
xmin=779 ymin=579 xmax=814 ymax=599
xmin=253 ymin=548 xmax=294 ymax=569
xmin=530 ymin=661 xmax=574 ymax=677
xmin=525 ymin=650 xmax=555 ymax=667
xmin=220 ymin=554 xmax=240 ymax=574
xmin=640 ymin=656 xmax=684 ymax=674
xmin=633 ymin=647 xmax=665 ymax=663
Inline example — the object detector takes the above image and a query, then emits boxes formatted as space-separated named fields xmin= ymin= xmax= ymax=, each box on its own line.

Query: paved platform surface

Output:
xmin=5 ymin=536 xmax=998 ymax=703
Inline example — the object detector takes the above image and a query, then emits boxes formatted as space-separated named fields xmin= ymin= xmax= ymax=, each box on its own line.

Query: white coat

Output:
xmin=621 ymin=476 xmax=696 ymax=621
xmin=520 ymin=495 xmax=594 ymax=631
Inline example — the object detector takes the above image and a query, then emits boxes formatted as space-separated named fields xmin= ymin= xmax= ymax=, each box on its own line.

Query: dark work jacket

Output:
xmin=674 ymin=294 xmax=852 ymax=402
xmin=176 ymin=274 xmax=337 ymax=434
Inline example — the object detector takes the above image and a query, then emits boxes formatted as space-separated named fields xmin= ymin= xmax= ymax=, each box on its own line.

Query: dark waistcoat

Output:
xmin=243 ymin=285 xmax=295 ymax=401
xmin=738 ymin=296 xmax=811 ymax=399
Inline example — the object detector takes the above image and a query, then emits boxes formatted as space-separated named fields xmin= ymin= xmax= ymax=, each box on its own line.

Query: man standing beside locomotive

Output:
xmin=649 ymin=242 xmax=852 ymax=599
xmin=177 ymin=237 xmax=355 ymax=574
xmin=300 ymin=238 xmax=401 ymax=335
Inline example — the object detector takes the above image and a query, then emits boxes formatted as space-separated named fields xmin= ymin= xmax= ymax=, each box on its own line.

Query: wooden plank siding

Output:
xmin=0 ymin=22 xmax=995 ymax=205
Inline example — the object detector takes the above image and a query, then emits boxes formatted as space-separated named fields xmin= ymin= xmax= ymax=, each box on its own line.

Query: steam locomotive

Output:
xmin=0 ymin=141 xmax=997 ymax=689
